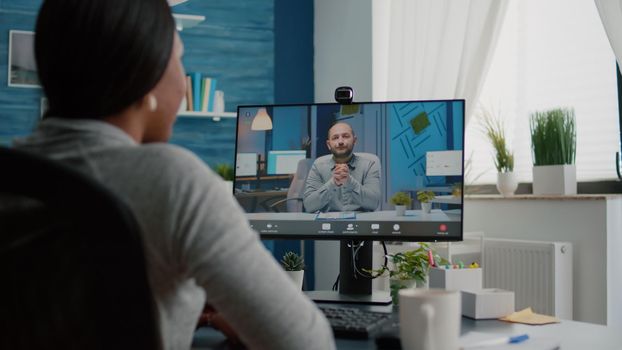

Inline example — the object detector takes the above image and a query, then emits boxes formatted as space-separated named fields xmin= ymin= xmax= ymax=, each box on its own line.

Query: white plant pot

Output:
xmin=496 ymin=172 xmax=518 ymax=197
xmin=224 ymin=180 xmax=234 ymax=195
xmin=395 ymin=205 xmax=406 ymax=216
xmin=533 ymin=164 xmax=576 ymax=195
xmin=284 ymin=270 xmax=304 ymax=290
xmin=421 ymin=202 xmax=432 ymax=214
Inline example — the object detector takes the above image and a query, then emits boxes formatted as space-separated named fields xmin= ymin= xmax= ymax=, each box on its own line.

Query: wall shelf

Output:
xmin=172 ymin=13 xmax=205 ymax=31
xmin=177 ymin=111 xmax=237 ymax=121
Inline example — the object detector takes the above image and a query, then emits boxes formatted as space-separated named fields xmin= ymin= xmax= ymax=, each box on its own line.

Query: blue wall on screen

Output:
xmin=453 ymin=101 xmax=464 ymax=151
xmin=271 ymin=106 xmax=308 ymax=151
xmin=389 ymin=101 xmax=452 ymax=192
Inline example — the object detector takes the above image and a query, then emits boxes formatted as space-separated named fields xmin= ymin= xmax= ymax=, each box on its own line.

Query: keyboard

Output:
xmin=319 ymin=305 xmax=394 ymax=339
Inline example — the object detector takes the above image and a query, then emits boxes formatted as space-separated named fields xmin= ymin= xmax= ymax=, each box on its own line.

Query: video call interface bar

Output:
xmin=249 ymin=219 xmax=462 ymax=240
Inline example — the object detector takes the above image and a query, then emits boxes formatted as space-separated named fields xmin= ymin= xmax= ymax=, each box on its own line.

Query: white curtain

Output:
xmin=595 ymin=0 xmax=622 ymax=68
xmin=376 ymin=0 xmax=508 ymax=124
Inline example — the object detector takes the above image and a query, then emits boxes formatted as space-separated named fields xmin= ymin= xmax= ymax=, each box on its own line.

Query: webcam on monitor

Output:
xmin=334 ymin=86 xmax=354 ymax=104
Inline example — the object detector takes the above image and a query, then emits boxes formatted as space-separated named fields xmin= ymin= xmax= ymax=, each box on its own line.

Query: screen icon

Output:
xmin=322 ymin=223 xmax=331 ymax=230
xmin=439 ymin=224 xmax=448 ymax=232
xmin=347 ymin=223 xmax=354 ymax=231
xmin=371 ymin=224 xmax=380 ymax=230
xmin=393 ymin=224 xmax=400 ymax=231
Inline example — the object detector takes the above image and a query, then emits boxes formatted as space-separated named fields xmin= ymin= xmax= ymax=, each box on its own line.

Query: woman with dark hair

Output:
xmin=14 ymin=0 xmax=334 ymax=349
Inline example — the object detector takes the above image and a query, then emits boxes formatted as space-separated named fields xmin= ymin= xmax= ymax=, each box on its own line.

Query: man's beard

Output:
xmin=331 ymin=146 xmax=353 ymax=159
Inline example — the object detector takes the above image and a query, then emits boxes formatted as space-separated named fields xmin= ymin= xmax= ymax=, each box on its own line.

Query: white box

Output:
xmin=461 ymin=288 xmax=515 ymax=319
xmin=428 ymin=267 xmax=482 ymax=291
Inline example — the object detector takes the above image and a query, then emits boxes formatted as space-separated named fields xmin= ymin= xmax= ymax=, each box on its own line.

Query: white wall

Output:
xmin=314 ymin=0 xmax=373 ymax=103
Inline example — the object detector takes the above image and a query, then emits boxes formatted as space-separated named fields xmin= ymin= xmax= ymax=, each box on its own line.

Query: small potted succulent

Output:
xmin=281 ymin=251 xmax=305 ymax=289
xmin=390 ymin=191 xmax=412 ymax=216
xmin=416 ymin=190 xmax=435 ymax=214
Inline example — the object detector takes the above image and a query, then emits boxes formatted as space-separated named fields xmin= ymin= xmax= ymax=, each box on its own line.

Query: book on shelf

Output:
xmin=185 ymin=73 xmax=218 ymax=113
xmin=205 ymin=77 xmax=218 ymax=112
xmin=185 ymin=75 xmax=193 ymax=111
xmin=190 ymin=71 xmax=202 ymax=112
xmin=201 ymin=77 xmax=208 ymax=112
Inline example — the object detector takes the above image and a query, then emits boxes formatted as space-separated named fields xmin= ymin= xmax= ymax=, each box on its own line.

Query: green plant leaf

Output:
xmin=530 ymin=108 xmax=576 ymax=166
xmin=390 ymin=191 xmax=412 ymax=206
xmin=479 ymin=106 xmax=514 ymax=173
xmin=281 ymin=251 xmax=305 ymax=271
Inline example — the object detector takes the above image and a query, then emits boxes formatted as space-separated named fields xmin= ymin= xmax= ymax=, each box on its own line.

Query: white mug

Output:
xmin=399 ymin=289 xmax=461 ymax=350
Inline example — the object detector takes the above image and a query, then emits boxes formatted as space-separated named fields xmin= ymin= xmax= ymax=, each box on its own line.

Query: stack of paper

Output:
xmin=500 ymin=307 xmax=560 ymax=325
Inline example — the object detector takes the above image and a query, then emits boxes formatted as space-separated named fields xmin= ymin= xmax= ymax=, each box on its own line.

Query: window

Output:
xmin=466 ymin=0 xmax=620 ymax=185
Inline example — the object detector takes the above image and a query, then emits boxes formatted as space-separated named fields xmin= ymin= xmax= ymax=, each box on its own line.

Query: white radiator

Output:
xmin=483 ymin=238 xmax=573 ymax=319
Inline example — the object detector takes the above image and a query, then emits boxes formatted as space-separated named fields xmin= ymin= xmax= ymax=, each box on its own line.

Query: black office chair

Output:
xmin=0 ymin=147 xmax=161 ymax=350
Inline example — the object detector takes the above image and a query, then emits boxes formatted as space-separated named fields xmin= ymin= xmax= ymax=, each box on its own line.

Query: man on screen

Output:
xmin=303 ymin=122 xmax=381 ymax=212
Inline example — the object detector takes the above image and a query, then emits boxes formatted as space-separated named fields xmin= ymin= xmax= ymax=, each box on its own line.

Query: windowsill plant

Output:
xmin=530 ymin=108 xmax=577 ymax=195
xmin=480 ymin=107 xmax=516 ymax=196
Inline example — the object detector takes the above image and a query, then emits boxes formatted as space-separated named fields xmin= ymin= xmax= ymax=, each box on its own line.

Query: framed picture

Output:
xmin=8 ymin=30 xmax=40 ymax=88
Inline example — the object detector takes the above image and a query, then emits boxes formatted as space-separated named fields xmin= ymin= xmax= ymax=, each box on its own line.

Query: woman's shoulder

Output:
xmin=135 ymin=143 xmax=202 ymax=163
xmin=103 ymin=143 xmax=217 ymax=188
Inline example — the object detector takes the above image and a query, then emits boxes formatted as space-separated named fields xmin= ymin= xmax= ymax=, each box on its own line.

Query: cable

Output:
xmin=332 ymin=240 xmax=390 ymax=290
xmin=351 ymin=240 xmax=389 ymax=279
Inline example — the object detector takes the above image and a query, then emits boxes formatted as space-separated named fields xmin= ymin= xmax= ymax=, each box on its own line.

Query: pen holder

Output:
xmin=428 ymin=267 xmax=482 ymax=291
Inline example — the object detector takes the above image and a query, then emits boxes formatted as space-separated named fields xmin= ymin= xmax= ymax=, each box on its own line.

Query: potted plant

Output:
xmin=281 ymin=251 xmax=305 ymax=289
xmin=390 ymin=191 xmax=412 ymax=216
xmin=530 ymin=108 xmax=576 ymax=195
xmin=416 ymin=190 xmax=435 ymax=214
xmin=367 ymin=243 xmax=449 ymax=304
xmin=481 ymin=109 xmax=516 ymax=196
xmin=215 ymin=163 xmax=234 ymax=193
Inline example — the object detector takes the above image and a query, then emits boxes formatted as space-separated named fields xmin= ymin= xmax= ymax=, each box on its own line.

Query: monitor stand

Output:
xmin=305 ymin=240 xmax=392 ymax=305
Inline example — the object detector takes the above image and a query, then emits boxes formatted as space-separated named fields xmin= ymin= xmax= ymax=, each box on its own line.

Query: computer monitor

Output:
xmin=267 ymin=150 xmax=307 ymax=175
xmin=234 ymin=100 xmax=464 ymax=303
xmin=235 ymin=152 xmax=258 ymax=177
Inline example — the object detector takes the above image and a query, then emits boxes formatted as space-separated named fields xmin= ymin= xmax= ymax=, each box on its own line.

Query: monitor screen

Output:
xmin=233 ymin=100 xmax=464 ymax=241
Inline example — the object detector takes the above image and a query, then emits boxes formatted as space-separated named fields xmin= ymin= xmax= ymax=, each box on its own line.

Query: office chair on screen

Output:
xmin=0 ymin=147 xmax=161 ymax=350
